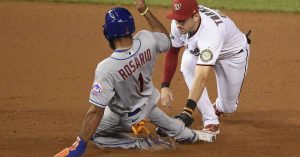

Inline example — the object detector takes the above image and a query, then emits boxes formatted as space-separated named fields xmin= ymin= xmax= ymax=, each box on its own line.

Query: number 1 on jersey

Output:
xmin=138 ymin=73 xmax=144 ymax=93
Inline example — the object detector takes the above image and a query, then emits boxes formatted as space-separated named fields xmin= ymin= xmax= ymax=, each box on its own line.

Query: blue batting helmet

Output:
xmin=103 ymin=7 xmax=135 ymax=41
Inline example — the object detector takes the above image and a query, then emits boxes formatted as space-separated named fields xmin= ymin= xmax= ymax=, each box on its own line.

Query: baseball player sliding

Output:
xmin=159 ymin=0 xmax=251 ymax=135
xmin=54 ymin=1 xmax=215 ymax=157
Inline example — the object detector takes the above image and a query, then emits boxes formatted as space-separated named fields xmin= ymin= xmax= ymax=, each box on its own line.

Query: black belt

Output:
xmin=128 ymin=108 xmax=141 ymax=117
xmin=237 ymin=49 xmax=244 ymax=54
xmin=246 ymin=30 xmax=251 ymax=45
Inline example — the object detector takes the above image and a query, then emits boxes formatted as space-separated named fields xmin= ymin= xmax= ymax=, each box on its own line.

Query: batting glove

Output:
xmin=54 ymin=136 xmax=87 ymax=157
xmin=174 ymin=112 xmax=194 ymax=127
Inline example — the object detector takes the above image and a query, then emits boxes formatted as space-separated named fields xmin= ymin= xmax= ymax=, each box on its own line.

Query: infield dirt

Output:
xmin=0 ymin=1 xmax=300 ymax=157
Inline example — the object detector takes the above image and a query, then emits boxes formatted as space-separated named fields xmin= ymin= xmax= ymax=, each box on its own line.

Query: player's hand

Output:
xmin=160 ymin=87 xmax=174 ymax=108
xmin=54 ymin=136 xmax=87 ymax=157
xmin=174 ymin=112 xmax=194 ymax=127
xmin=134 ymin=0 xmax=148 ymax=14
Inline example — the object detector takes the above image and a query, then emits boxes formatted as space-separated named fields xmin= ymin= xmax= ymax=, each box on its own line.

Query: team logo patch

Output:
xmin=200 ymin=49 xmax=213 ymax=62
xmin=92 ymin=82 xmax=102 ymax=95
xmin=174 ymin=3 xmax=181 ymax=11
xmin=190 ymin=47 xmax=200 ymax=56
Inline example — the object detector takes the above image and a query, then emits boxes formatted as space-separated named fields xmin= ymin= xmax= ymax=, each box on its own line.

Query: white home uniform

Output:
xmin=170 ymin=6 xmax=250 ymax=126
xmin=88 ymin=30 xmax=200 ymax=149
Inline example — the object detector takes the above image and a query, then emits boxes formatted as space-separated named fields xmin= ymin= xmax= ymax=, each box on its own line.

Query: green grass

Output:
xmin=12 ymin=0 xmax=300 ymax=13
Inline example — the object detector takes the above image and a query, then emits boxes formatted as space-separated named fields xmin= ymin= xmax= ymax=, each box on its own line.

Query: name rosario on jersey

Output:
xmin=118 ymin=49 xmax=151 ymax=80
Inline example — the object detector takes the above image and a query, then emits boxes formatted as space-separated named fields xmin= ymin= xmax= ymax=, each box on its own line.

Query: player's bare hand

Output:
xmin=160 ymin=87 xmax=174 ymax=108
xmin=134 ymin=0 xmax=148 ymax=14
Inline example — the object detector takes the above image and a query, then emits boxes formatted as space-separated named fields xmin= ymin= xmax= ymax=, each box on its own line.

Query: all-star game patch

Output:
xmin=200 ymin=49 xmax=213 ymax=62
xmin=92 ymin=82 xmax=102 ymax=95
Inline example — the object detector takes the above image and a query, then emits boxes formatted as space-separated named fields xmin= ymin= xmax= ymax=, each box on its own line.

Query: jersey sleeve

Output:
xmin=170 ymin=20 xmax=184 ymax=48
xmin=152 ymin=32 xmax=170 ymax=53
xmin=89 ymin=67 xmax=115 ymax=108
xmin=196 ymin=30 xmax=224 ymax=65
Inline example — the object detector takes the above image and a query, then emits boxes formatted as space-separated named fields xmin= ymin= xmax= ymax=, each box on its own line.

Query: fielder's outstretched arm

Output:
xmin=135 ymin=0 xmax=169 ymax=39
xmin=188 ymin=65 xmax=211 ymax=104
xmin=174 ymin=65 xmax=212 ymax=127
xmin=160 ymin=46 xmax=181 ymax=108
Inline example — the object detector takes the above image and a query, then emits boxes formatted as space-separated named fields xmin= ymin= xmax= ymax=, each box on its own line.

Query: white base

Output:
xmin=194 ymin=130 xmax=217 ymax=142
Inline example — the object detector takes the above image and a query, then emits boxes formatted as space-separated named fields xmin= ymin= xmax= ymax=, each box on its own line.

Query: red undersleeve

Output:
xmin=161 ymin=46 xmax=181 ymax=87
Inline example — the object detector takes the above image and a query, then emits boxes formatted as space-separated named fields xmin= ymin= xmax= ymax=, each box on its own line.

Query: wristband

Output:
xmin=185 ymin=99 xmax=197 ymax=111
xmin=141 ymin=7 xmax=149 ymax=16
xmin=182 ymin=111 xmax=192 ymax=117
xmin=161 ymin=82 xmax=170 ymax=88
xmin=183 ymin=107 xmax=193 ymax=115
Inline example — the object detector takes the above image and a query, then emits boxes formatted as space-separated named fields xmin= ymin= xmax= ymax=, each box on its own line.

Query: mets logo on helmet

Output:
xmin=174 ymin=3 xmax=182 ymax=11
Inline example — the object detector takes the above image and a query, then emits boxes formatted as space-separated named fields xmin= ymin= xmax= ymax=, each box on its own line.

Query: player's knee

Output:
xmin=217 ymin=99 xmax=238 ymax=113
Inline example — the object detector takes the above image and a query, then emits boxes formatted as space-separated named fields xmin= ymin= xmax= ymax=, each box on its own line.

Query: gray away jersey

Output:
xmin=89 ymin=30 xmax=170 ymax=115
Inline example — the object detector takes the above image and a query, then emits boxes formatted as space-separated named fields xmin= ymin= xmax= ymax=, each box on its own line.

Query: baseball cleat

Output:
xmin=213 ymin=104 xmax=224 ymax=117
xmin=193 ymin=130 xmax=216 ymax=142
xmin=202 ymin=124 xmax=220 ymax=135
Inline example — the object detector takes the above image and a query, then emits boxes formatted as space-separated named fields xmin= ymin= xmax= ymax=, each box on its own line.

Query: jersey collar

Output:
xmin=110 ymin=39 xmax=141 ymax=60
xmin=188 ymin=18 xmax=202 ymax=38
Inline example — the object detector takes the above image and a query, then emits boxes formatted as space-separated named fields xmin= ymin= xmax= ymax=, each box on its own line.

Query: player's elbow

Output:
xmin=195 ymin=65 xmax=211 ymax=79
xmin=194 ymin=69 xmax=209 ymax=83
xmin=86 ymin=105 xmax=104 ymax=119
